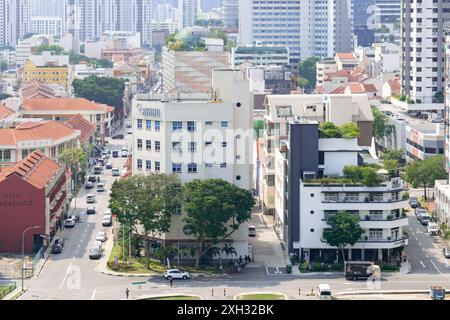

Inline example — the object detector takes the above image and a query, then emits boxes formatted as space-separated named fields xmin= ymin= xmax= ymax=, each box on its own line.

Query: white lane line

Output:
xmin=90 ymin=288 xmax=97 ymax=300
xmin=430 ymin=260 xmax=442 ymax=274
xmin=420 ymin=260 xmax=426 ymax=268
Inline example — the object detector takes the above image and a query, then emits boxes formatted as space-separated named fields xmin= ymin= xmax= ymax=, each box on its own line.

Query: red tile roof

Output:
xmin=0 ymin=150 xmax=61 ymax=189
xmin=64 ymin=114 xmax=96 ymax=143
xmin=336 ymin=53 xmax=356 ymax=60
xmin=23 ymin=98 xmax=115 ymax=113
xmin=387 ymin=76 xmax=401 ymax=92
xmin=21 ymin=80 xmax=57 ymax=99
xmin=0 ymin=105 xmax=14 ymax=120
xmin=0 ymin=121 xmax=79 ymax=145
xmin=347 ymin=83 xmax=378 ymax=94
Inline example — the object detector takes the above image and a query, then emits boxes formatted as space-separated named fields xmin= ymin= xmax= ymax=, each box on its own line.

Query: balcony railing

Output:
xmin=322 ymin=198 xmax=406 ymax=204
xmin=322 ymin=214 xmax=407 ymax=222
xmin=357 ymin=236 xmax=408 ymax=243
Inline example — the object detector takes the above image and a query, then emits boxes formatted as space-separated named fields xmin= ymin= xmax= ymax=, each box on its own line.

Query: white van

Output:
xmin=427 ymin=222 xmax=439 ymax=235
xmin=317 ymin=284 xmax=332 ymax=300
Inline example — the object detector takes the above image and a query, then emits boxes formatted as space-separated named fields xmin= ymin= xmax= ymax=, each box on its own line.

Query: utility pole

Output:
xmin=22 ymin=226 xmax=40 ymax=292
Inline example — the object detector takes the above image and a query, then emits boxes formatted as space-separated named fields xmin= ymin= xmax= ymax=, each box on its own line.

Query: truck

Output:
xmin=344 ymin=261 xmax=381 ymax=281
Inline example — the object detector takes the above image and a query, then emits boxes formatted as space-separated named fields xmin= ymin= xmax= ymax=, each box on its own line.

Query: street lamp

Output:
xmin=22 ymin=225 xmax=41 ymax=292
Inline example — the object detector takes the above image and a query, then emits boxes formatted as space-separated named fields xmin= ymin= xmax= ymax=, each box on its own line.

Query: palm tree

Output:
xmin=221 ymin=244 xmax=237 ymax=259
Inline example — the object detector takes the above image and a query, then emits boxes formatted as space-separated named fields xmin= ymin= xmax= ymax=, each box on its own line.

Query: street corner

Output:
xmin=266 ymin=266 xmax=287 ymax=275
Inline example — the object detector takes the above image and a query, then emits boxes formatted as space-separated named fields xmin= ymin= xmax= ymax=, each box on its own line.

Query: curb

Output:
xmin=136 ymin=293 xmax=203 ymax=300
xmin=2 ymin=287 xmax=25 ymax=301
xmin=335 ymin=289 xmax=450 ymax=296
xmin=99 ymin=269 xmax=230 ymax=279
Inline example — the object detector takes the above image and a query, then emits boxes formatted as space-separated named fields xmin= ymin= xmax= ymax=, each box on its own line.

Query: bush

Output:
xmin=299 ymin=261 xmax=309 ymax=272
xmin=331 ymin=263 xmax=344 ymax=271
xmin=311 ymin=262 xmax=328 ymax=272
xmin=381 ymin=263 xmax=399 ymax=272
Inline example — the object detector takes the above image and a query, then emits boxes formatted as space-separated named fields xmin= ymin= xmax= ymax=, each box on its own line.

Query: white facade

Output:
xmin=401 ymin=0 xmax=450 ymax=104
xmin=0 ymin=0 xmax=31 ymax=47
xmin=30 ymin=16 xmax=63 ymax=38
xmin=231 ymin=45 xmax=290 ymax=68
xmin=15 ymin=34 xmax=54 ymax=67
xmin=131 ymin=69 xmax=253 ymax=257
xmin=177 ymin=0 xmax=199 ymax=30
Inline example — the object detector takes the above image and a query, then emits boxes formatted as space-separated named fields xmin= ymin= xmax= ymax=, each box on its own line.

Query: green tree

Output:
xmin=382 ymin=149 xmax=404 ymax=163
xmin=72 ymin=75 xmax=125 ymax=110
xmin=60 ymin=148 xmax=88 ymax=190
xmin=182 ymin=179 xmax=254 ymax=268
xmin=36 ymin=44 xmax=65 ymax=55
xmin=323 ymin=211 xmax=365 ymax=264
xmin=298 ymin=57 xmax=320 ymax=91
xmin=383 ymin=159 xmax=399 ymax=172
xmin=319 ymin=122 xmax=360 ymax=139
xmin=372 ymin=106 xmax=394 ymax=140
xmin=405 ymin=155 xmax=447 ymax=199
xmin=340 ymin=123 xmax=361 ymax=139
xmin=221 ymin=243 xmax=237 ymax=259
xmin=435 ymin=91 xmax=444 ymax=104
xmin=295 ymin=77 xmax=310 ymax=89
xmin=109 ymin=174 xmax=182 ymax=266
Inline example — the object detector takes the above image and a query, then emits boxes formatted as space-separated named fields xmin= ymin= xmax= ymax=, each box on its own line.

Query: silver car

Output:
xmin=96 ymin=231 xmax=107 ymax=242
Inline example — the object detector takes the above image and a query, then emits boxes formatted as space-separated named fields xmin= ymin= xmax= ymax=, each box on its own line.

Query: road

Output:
xmin=20 ymin=131 xmax=132 ymax=300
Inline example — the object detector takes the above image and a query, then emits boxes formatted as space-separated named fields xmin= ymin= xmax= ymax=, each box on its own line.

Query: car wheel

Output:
xmin=182 ymin=275 xmax=187 ymax=280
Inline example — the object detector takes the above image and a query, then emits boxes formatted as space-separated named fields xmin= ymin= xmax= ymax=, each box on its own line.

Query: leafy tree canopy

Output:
xmin=319 ymin=122 xmax=360 ymax=139
xmin=72 ymin=75 xmax=125 ymax=109
xmin=298 ymin=57 xmax=320 ymax=91
xmin=36 ymin=44 xmax=65 ymax=55
xmin=182 ymin=179 xmax=254 ymax=267
xmin=405 ymin=155 xmax=447 ymax=199
xmin=372 ymin=106 xmax=394 ymax=139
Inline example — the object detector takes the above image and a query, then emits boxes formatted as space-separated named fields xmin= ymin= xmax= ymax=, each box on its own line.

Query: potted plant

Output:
xmin=365 ymin=215 xmax=370 ymax=221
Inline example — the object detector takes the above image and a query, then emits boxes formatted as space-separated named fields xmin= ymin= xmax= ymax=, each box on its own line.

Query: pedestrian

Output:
xmin=97 ymin=176 xmax=100 ymax=183
xmin=239 ymin=255 xmax=243 ymax=264
xmin=169 ymin=278 xmax=173 ymax=287
xmin=125 ymin=288 xmax=130 ymax=299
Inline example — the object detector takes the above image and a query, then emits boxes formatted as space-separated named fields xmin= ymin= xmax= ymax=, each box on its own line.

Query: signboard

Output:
xmin=17 ymin=139 xmax=52 ymax=148
xmin=142 ymin=108 xmax=161 ymax=117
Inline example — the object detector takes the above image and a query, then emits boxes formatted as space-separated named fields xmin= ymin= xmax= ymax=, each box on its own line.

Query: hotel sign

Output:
xmin=141 ymin=108 xmax=161 ymax=117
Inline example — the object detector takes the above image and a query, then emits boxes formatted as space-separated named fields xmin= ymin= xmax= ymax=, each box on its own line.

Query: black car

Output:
xmin=86 ymin=207 xmax=96 ymax=215
xmin=409 ymin=197 xmax=420 ymax=208
xmin=105 ymin=163 xmax=113 ymax=170
xmin=112 ymin=134 xmax=124 ymax=139
xmin=51 ymin=239 xmax=64 ymax=254
xmin=89 ymin=247 xmax=102 ymax=260
xmin=88 ymin=175 xmax=97 ymax=183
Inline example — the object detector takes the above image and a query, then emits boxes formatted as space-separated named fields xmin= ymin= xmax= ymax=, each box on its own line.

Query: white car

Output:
xmin=96 ymin=183 xmax=105 ymax=192
xmin=64 ymin=218 xmax=76 ymax=228
xmin=102 ymin=215 xmax=112 ymax=227
xmin=112 ymin=168 xmax=120 ymax=176
xmin=248 ymin=225 xmax=256 ymax=237
xmin=86 ymin=194 xmax=96 ymax=203
xmin=427 ymin=222 xmax=439 ymax=235
xmin=163 ymin=269 xmax=191 ymax=280
xmin=96 ymin=231 xmax=108 ymax=242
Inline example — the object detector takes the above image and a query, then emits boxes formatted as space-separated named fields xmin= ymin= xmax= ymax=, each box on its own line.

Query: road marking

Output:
xmin=430 ymin=260 xmax=442 ymax=274
xmin=419 ymin=261 xmax=426 ymax=268
xmin=90 ymin=288 xmax=97 ymax=300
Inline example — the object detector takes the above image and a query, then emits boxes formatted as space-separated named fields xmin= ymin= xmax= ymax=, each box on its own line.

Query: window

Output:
xmin=188 ymin=163 xmax=197 ymax=173
xmin=137 ymin=159 xmax=142 ymax=170
xmin=188 ymin=142 xmax=197 ymax=152
xmin=344 ymin=193 xmax=359 ymax=202
xmin=172 ymin=121 xmax=182 ymax=131
xmin=155 ymin=141 xmax=160 ymax=151
xmin=369 ymin=211 xmax=383 ymax=221
xmin=146 ymin=120 xmax=151 ymax=130
xmin=221 ymin=121 xmax=228 ymax=128
xmin=205 ymin=121 xmax=213 ymax=126
xmin=155 ymin=161 xmax=160 ymax=172
xmin=222 ymin=142 xmax=227 ymax=147
xmin=146 ymin=140 xmax=151 ymax=150
xmin=187 ymin=121 xmax=196 ymax=132
xmin=137 ymin=119 xmax=143 ymax=129
xmin=324 ymin=193 xmax=339 ymax=202
xmin=172 ymin=141 xmax=181 ymax=151
xmin=137 ymin=139 xmax=142 ymax=149
xmin=155 ymin=121 xmax=160 ymax=131
xmin=146 ymin=160 xmax=151 ymax=171
xmin=172 ymin=163 xmax=182 ymax=173
xmin=220 ymin=163 xmax=227 ymax=168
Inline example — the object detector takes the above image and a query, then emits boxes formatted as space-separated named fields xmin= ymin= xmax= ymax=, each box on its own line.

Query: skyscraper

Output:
xmin=239 ymin=0 xmax=353 ymax=68
xmin=223 ymin=0 xmax=238 ymax=29
xmin=401 ymin=0 xmax=450 ymax=104
xmin=0 ymin=0 xmax=31 ymax=47
xmin=177 ymin=0 xmax=199 ymax=30
xmin=353 ymin=0 xmax=375 ymax=47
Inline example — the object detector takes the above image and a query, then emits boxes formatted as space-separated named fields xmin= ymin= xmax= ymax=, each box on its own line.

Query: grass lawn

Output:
xmin=145 ymin=296 xmax=201 ymax=300
xmin=236 ymin=293 xmax=286 ymax=300
xmin=0 ymin=285 xmax=16 ymax=300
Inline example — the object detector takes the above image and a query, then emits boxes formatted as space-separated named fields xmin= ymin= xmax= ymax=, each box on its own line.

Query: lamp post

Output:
xmin=22 ymin=226 xmax=41 ymax=292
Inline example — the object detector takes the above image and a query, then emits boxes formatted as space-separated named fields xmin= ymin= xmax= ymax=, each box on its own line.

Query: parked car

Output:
xmin=89 ymin=246 xmax=102 ymax=260
xmin=112 ymin=168 xmax=120 ymax=176
xmin=409 ymin=197 xmax=420 ymax=208
xmin=121 ymin=149 xmax=128 ymax=158
xmin=127 ymin=129 xmax=132 ymax=135
xmin=112 ymin=134 xmax=124 ymax=139
xmin=112 ymin=150 xmax=119 ymax=158
xmin=88 ymin=175 xmax=97 ymax=183
xmin=163 ymin=269 xmax=191 ymax=280
xmin=96 ymin=183 xmax=105 ymax=192
xmin=102 ymin=215 xmax=112 ymax=227
xmin=96 ymin=231 xmax=108 ymax=242
xmin=443 ymin=248 xmax=450 ymax=259
xmin=432 ymin=117 xmax=444 ymax=123
xmin=85 ymin=181 xmax=94 ymax=189
xmin=51 ymin=239 xmax=64 ymax=254
xmin=86 ymin=207 xmax=96 ymax=215
xmin=64 ymin=217 xmax=76 ymax=228
xmin=105 ymin=163 xmax=113 ymax=170
xmin=248 ymin=225 xmax=256 ymax=237
xmin=86 ymin=194 xmax=96 ymax=204
xmin=415 ymin=207 xmax=427 ymax=216
xmin=427 ymin=222 xmax=439 ymax=235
